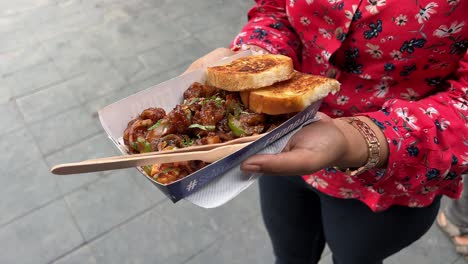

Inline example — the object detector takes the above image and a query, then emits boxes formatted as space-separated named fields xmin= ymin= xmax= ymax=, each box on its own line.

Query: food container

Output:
xmin=98 ymin=51 xmax=321 ymax=208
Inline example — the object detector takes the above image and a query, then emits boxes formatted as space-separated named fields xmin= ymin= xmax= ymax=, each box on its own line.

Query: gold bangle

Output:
xmin=334 ymin=117 xmax=381 ymax=176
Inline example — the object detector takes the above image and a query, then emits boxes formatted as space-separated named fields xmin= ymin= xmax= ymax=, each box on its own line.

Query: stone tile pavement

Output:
xmin=0 ymin=0 xmax=464 ymax=263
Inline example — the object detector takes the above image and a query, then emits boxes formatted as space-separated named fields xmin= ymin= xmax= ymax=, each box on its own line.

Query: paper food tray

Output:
xmin=98 ymin=51 xmax=321 ymax=208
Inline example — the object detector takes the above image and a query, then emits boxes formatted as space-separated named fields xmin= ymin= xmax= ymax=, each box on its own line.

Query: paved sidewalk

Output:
xmin=0 ymin=0 xmax=463 ymax=263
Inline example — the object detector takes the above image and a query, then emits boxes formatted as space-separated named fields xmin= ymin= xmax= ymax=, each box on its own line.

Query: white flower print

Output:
xmin=332 ymin=109 xmax=344 ymax=116
xmin=438 ymin=118 xmax=451 ymax=130
xmin=306 ymin=176 xmax=329 ymax=188
xmin=328 ymin=0 xmax=342 ymax=4
xmin=315 ymin=54 xmax=324 ymax=64
xmin=461 ymin=153 xmax=468 ymax=167
xmin=367 ymin=186 xmax=377 ymax=193
xmin=336 ymin=95 xmax=350 ymax=105
xmin=373 ymin=80 xmax=389 ymax=98
xmin=319 ymin=28 xmax=331 ymax=39
xmin=345 ymin=5 xmax=358 ymax=20
xmin=395 ymin=182 xmax=408 ymax=192
xmin=339 ymin=188 xmax=356 ymax=198
xmin=434 ymin=21 xmax=465 ymax=38
xmin=345 ymin=176 xmax=355 ymax=184
xmin=390 ymin=50 xmax=403 ymax=61
xmin=400 ymin=88 xmax=420 ymax=100
xmin=365 ymin=0 xmax=386 ymax=15
xmin=394 ymin=14 xmax=408 ymax=26
xmin=453 ymin=99 xmax=468 ymax=111
xmin=415 ymin=2 xmax=438 ymax=24
xmin=306 ymin=0 xmax=314 ymax=4
xmin=419 ymin=106 xmax=439 ymax=117
xmin=395 ymin=107 xmax=420 ymax=130
xmin=365 ymin=43 xmax=383 ymax=59
xmin=289 ymin=0 xmax=296 ymax=7
xmin=345 ymin=5 xmax=357 ymax=20
xmin=344 ymin=5 xmax=358 ymax=27
xmin=300 ymin=16 xmax=311 ymax=26
xmin=321 ymin=50 xmax=331 ymax=60
xmin=409 ymin=201 xmax=423 ymax=207
xmin=324 ymin=16 xmax=334 ymax=25
xmin=360 ymin=74 xmax=372 ymax=80
xmin=252 ymin=17 xmax=264 ymax=23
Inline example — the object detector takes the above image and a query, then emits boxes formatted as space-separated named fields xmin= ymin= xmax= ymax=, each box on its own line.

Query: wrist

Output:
xmin=333 ymin=117 xmax=368 ymax=168
xmin=333 ymin=116 xmax=389 ymax=175
xmin=362 ymin=116 xmax=389 ymax=168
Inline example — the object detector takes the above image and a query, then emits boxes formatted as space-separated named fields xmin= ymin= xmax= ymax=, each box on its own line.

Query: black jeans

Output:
xmin=259 ymin=176 xmax=441 ymax=264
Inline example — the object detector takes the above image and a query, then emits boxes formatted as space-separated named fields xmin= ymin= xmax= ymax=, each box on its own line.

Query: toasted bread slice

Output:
xmin=240 ymin=71 xmax=340 ymax=115
xmin=206 ymin=54 xmax=294 ymax=91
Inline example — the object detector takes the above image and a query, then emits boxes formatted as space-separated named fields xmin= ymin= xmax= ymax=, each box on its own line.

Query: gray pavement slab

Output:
xmin=0 ymin=27 xmax=36 ymax=53
xmin=136 ymin=37 xmax=209 ymax=81
xmin=0 ymin=159 xmax=59 ymax=226
xmin=29 ymin=106 xmax=101 ymax=155
xmin=60 ymin=66 xmax=127 ymax=104
xmin=0 ymin=43 xmax=50 ymax=75
xmin=64 ymin=169 xmax=155 ymax=241
xmin=89 ymin=200 xmax=219 ymax=264
xmin=32 ymin=7 xmax=106 ymax=42
xmin=0 ymin=75 xmax=15 ymax=104
xmin=0 ymin=199 xmax=83 ymax=264
xmin=16 ymin=79 xmax=81 ymax=123
xmin=0 ymin=0 xmax=54 ymax=17
xmin=51 ymin=245 xmax=98 ymax=264
xmin=0 ymin=128 xmax=44 ymax=172
xmin=184 ymin=215 xmax=275 ymax=264
xmin=0 ymin=100 xmax=24 ymax=135
xmin=174 ymin=4 xmax=246 ymax=35
xmin=8 ymin=61 xmax=63 ymax=97
xmin=40 ymin=31 xmax=111 ymax=78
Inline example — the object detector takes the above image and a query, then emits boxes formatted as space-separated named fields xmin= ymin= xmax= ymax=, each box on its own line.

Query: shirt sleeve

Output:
xmin=362 ymin=52 xmax=468 ymax=193
xmin=230 ymin=0 xmax=302 ymax=67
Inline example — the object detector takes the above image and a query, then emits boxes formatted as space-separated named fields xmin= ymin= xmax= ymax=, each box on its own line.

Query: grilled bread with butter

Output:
xmin=240 ymin=71 xmax=340 ymax=115
xmin=206 ymin=54 xmax=293 ymax=91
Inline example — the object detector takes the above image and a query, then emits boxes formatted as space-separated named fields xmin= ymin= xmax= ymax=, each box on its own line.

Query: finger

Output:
xmin=240 ymin=149 xmax=324 ymax=176
xmin=182 ymin=48 xmax=235 ymax=75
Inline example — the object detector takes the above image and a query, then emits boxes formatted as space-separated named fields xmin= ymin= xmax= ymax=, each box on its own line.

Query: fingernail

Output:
xmin=241 ymin=164 xmax=261 ymax=172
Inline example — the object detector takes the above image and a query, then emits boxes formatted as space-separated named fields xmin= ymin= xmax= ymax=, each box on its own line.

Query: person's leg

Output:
xmin=445 ymin=179 xmax=468 ymax=227
xmin=437 ymin=177 xmax=468 ymax=257
xmin=259 ymin=176 xmax=326 ymax=264
xmin=319 ymin=193 xmax=440 ymax=264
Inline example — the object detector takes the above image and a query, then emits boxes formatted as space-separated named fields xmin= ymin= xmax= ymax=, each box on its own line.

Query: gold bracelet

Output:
xmin=334 ymin=117 xmax=381 ymax=176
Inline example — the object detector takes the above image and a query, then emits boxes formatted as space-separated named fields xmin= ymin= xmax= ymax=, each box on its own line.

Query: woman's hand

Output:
xmin=183 ymin=48 xmax=236 ymax=75
xmin=240 ymin=113 xmax=388 ymax=175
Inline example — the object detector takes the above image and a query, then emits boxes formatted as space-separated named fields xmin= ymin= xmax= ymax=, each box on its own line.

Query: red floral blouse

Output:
xmin=231 ymin=0 xmax=468 ymax=211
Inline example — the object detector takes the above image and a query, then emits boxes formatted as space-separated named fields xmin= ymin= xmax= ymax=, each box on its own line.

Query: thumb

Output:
xmin=240 ymin=148 xmax=322 ymax=176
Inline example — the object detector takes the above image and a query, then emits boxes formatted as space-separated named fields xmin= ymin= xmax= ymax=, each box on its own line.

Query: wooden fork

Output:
xmin=51 ymin=142 xmax=251 ymax=175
